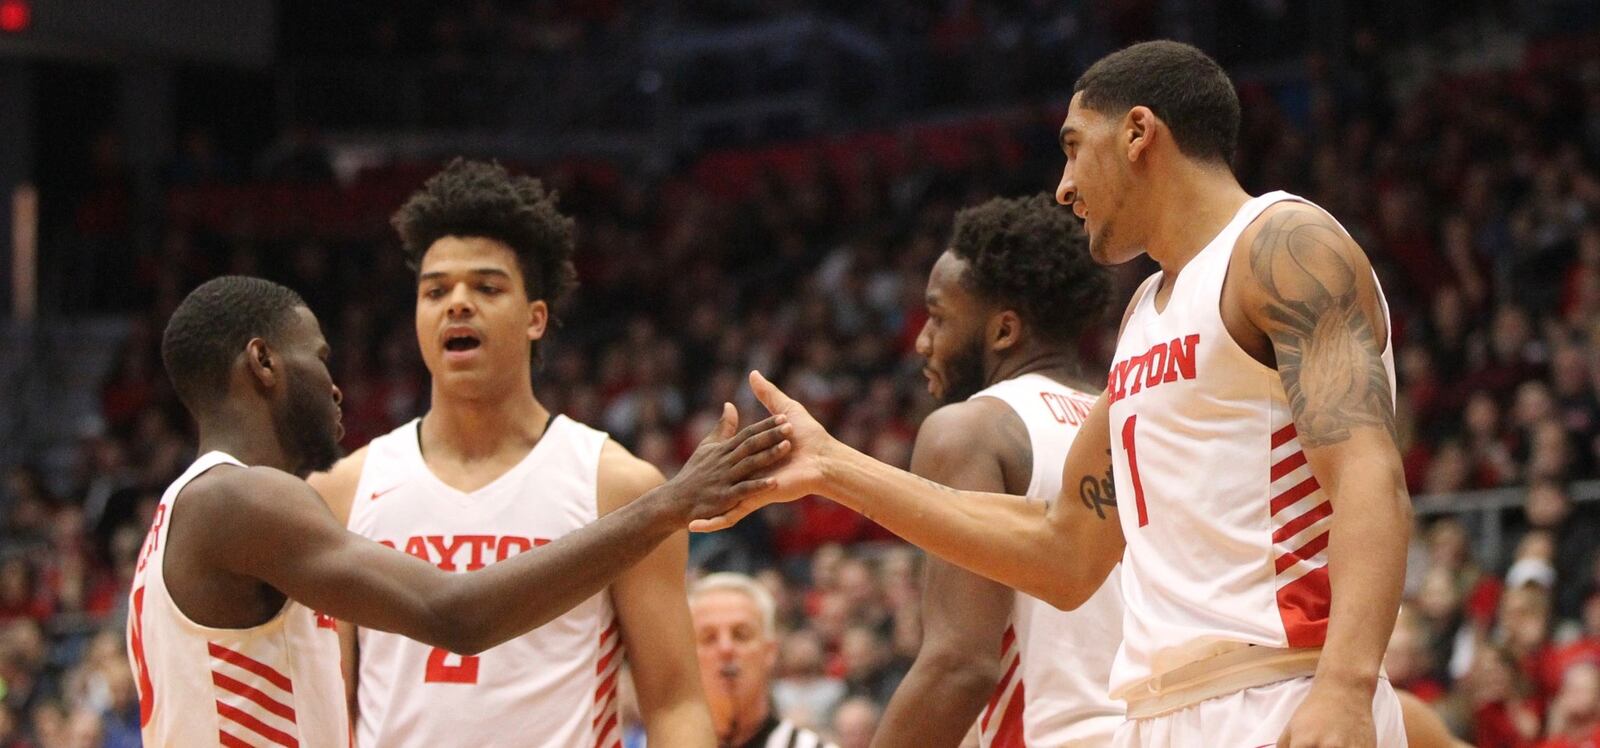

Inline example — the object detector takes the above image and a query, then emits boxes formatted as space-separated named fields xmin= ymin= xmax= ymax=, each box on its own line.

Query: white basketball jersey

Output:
xmin=1105 ymin=191 xmax=1395 ymax=700
xmin=347 ymin=416 xmax=623 ymax=748
xmin=127 ymin=452 xmax=349 ymax=748
xmin=969 ymin=375 xmax=1124 ymax=747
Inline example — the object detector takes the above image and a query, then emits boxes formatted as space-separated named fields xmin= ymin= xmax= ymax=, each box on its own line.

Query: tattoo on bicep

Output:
xmin=1249 ymin=210 xmax=1396 ymax=448
xmin=1077 ymin=449 xmax=1116 ymax=520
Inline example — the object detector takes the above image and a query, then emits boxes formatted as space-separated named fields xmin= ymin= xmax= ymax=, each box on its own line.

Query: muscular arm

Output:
xmin=1237 ymin=204 xmax=1412 ymax=705
xmin=307 ymin=450 xmax=366 ymax=727
xmin=185 ymin=413 xmax=788 ymax=655
xmin=875 ymin=402 xmax=1022 ymax=748
xmin=600 ymin=442 xmax=715 ymax=747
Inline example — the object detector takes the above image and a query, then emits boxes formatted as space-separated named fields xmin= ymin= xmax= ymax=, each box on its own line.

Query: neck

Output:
xmin=195 ymin=405 xmax=296 ymax=474
xmin=421 ymin=382 xmax=549 ymax=461
xmin=1141 ymin=160 xmax=1253 ymax=277
xmin=726 ymin=698 xmax=771 ymax=747
xmin=988 ymin=346 xmax=1081 ymax=389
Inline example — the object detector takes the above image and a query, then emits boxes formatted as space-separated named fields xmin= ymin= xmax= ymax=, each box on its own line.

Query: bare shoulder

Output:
xmin=1234 ymin=201 xmax=1377 ymax=304
xmin=176 ymin=464 xmax=329 ymax=548
xmin=596 ymin=439 xmax=666 ymax=515
xmin=306 ymin=446 xmax=369 ymax=526
xmin=913 ymin=399 xmax=1025 ymax=490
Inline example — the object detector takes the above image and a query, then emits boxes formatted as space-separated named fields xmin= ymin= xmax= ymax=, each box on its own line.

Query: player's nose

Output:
xmin=1055 ymin=166 xmax=1076 ymax=207
xmin=446 ymin=284 xmax=475 ymax=317
xmin=913 ymin=321 xmax=933 ymax=357
xmin=331 ymin=384 xmax=344 ymax=406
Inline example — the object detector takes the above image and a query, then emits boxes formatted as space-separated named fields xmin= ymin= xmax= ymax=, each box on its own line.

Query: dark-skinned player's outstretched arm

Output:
xmin=178 ymin=406 xmax=789 ymax=656
xmin=1235 ymin=202 xmax=1411 ymax=746
xmin=693 ymin=375 xmax=1122 ymax=612
xmin=874 ymin=399 xmax=1032 ymax=747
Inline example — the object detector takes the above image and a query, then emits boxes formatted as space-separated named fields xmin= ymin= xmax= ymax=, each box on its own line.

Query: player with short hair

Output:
xmin=130 ymin=275 xmax=788 ymax=746
xmin=875 ymin=194 xmax=1122 ymax=747
xmin=705 ymin=40 xmax=1413 ymax=747
xmin=311 ymin=159 xmax=727 ymax=747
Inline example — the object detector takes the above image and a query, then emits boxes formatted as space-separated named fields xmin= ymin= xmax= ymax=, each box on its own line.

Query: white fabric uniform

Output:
xmin=347 ymin=416 xmax=624 ymax=748
xmin=1104 ymin=191 xmax=1404 ymax=744
xmin=127 ymin=452 xmax=348 ymax=748
xmin=970 ymin=375 xmax=1124 ymax=747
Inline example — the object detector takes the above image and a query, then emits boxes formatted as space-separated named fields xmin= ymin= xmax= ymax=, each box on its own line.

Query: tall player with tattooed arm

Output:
xmin=127 ymin=276 xmax=791 ymax=747
xmin=699 ymin=41 xmax=1412 ymax=747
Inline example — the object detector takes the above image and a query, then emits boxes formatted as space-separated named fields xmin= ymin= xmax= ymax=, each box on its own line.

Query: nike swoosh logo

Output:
xmin=369 ymin=483 xmax=405 ymax=501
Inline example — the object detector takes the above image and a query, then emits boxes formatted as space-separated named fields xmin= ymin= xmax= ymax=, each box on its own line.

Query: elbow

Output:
xmin=1036 ymin=567 xmax=1100 ymax=612
xmin=919 ymin=648 xmax=1002 ymax=696
xmin=419 ymin=590 xmax=493 ymax=656
xmin=1040 ymin=587 xmax=1089 ymax=612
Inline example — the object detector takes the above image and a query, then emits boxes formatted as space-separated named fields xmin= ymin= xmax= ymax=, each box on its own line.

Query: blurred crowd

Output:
xmin=6 ymin=17 xmax=1600 ymax=747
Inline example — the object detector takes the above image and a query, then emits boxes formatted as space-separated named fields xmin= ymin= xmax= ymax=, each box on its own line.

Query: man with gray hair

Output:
xmin=691 ymin=573 xmax=839 ymax=748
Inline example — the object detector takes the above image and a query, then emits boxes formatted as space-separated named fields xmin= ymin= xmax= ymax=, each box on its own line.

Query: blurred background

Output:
xmin=3 ymin=0 xmax=1600 ymax=745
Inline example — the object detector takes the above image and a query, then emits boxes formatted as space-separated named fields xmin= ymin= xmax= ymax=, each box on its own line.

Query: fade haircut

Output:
xmin=391 ymin=158 xmax=579 ymax=309
xmin=161 ymin=276 xmax=307 ymax=414
xmin=949 ymin=194 xmax=1112 ymax=344
xmin=1073 ymin=40 xmax=1241 ymax=164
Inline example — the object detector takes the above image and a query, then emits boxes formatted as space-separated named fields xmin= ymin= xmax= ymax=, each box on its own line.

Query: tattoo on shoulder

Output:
xmin=1248 ymin=208 xmax=1396 ymax=448
xmin=1077 ymin=449 xmax=1116 ymax=520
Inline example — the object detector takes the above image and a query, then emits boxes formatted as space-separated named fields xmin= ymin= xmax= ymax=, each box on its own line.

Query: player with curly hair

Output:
xmin=311 ymin=159 xmax=721 ymax=747
xmin=873 ymin=195 xmax=1123 ymax=747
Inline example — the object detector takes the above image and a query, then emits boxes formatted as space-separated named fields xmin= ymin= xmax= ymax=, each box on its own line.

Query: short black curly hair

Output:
xmin=1074 ymin=40 xmax=1239 ymax=164
xmin=391 ymin=158 xmax=579 ymax=309
xmin=162 ymin=276 xmax=307 ymax=414
xmin=948 ymin=194 xmax=1111 ymax=345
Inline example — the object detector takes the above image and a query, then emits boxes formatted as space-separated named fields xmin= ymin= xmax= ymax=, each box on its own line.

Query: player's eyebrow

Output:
xmin=1058 ymin=124 xmax=1078 ymax=149
xmin=418 ymin=268 xmax=515 ymax=282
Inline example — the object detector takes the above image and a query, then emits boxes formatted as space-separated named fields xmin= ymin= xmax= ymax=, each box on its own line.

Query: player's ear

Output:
xmin=992 ymin=310 xmax=1022 ymax=352
xmin=1126 ymin=105 xmax=1155 ymax=162
xmin=526 ymin=299 xmax=549 ymax=342
xmin=245 ymin=338 xmax=277 ymax=389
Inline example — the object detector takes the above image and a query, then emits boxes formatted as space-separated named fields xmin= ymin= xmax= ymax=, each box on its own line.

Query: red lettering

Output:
xmin=1168 ymin=334 xmax=1198 ymax=381
xmin=1145 ymin=344 xmax=1168 ymax=388
xmin=315 ymin=612 xmax=337 ymax=630
xmin=403 ymin=536 xmax=429 ymax=561
xmin=378 ymin=539 xmax=396 ymax=550
xmin=130 ymin=587 xmax=155 ymax=726
xmin=1127 ymin=352 xmax=1153 ymax=396
xmin=1040 ymin=393 xmax=1068 ymax=424
xmin=496 ymin=536 xmax=533 ymax=561
xmin=425 ymin=647 xmax=480 ymax=684
xmin=135 ymin=505 xmax=168 ymax=573
xmin=426 ymin=535 xmax=468 ymax=571
xmin=458 ymin=535 xmax=495 ymax=571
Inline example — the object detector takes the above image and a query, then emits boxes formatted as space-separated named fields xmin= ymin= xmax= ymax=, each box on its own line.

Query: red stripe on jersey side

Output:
xmin=216 ymin=700 xmax=300 ymax=747
xmin=596 ymin=640 xmax=621 ymax=674
xmin=1272 ymin=501 xmax=1334 ymax=544
xmin=1270 ymin=451 xmax=1308 ymax=482
xmin=1269 ymin=475 xmax=1321 ymax=516
xmin=1276 ymin=565 xmax=1331 ymax=647
xmin=208 ymin=643 xmax=295 ymax=693
xmin=988 ymin=681 xmax=1027 ymax=748
xmin=1271 ymin=424 xmax=1297 ymax=449
xmin=1274 ymin=531 xmax=1331 ymax=574
xmin=218 ymin=729 xmax=254 ymax=748
xmin=213 ymin=671 xmax=298 ymax=723
xmin=594 ymin=712 xmax=619 ymax=748
xmin=600 ymin=621 xmax=620 ymax=647
xmin=981 ymin=657 xmax=1020 ymax=731
xmin=999 ymin=626 xmax=1016 ymax=659
xmin=594 ymin=669 xmax=618 ymax=704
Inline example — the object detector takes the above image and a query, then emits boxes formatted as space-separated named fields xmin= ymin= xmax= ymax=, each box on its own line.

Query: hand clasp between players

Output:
xmin=660 ymin=401 xmax=795 ymax=525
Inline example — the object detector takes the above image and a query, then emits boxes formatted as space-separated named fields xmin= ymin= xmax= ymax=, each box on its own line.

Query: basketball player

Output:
xmin=129 ymin=276 xmax=790 ymax=746
xmin=876 ymin=195 xmax=1122 ymax=747
xmin=309 ymin=159 xmax=717 ymax=746
xmin=701 ymin=41 xmax=1412 ymax=747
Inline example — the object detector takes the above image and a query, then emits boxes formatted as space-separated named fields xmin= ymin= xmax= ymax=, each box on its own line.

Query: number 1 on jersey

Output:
xmin=1120 ymin=415 xmax=1150 ymax=527
xmin=425 ymin=647 xmax=480 ymax=684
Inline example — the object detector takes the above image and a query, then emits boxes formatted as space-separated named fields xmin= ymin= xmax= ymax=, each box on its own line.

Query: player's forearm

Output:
xmin=1315 ymin=462 xmax=1411 ymax=692
xmin=823 ymin=447 xmax=1091 ymax=608
xmin=427 ymin=490 xmax=682 ymax=653
xmin=875 ymin=654 xmax=998 ymax=748
xmin=642 ymin=699 xmax=716 ymax=747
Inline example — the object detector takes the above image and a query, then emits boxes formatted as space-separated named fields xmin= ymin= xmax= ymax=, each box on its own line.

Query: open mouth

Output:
xmin=443 ymin=333 xmax=481 ymax=353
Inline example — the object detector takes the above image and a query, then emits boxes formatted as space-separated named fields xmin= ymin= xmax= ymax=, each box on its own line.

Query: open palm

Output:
xmin=688 ymin=371 xmax=838 ymax=532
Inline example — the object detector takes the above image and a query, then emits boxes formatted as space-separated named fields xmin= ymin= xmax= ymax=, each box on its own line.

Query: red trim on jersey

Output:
xmin=593 ymin=687 xmax=619 ymax=728
xmin=1274 ymin=531 xmax=1331 ymax=574
xmin=212 ymin=671 xmax=297 ymax=723
xmin=1269 ymin=475 xmax=1322 ymax=516
xmin=596 ymin=639 xmax=621 ymax=674
xmin=1276 ymin=566 xmax=1332 ymax=647
xmin=1269 ymin=451 xmax=1308 ymax=482
xmin=218 ymin=729 xmax=254 ymax=748
xmin=982 ymin=657 xmax=1020 ymax=731
xmin=216 ymin=700 xmax=299 ymax=747
xmin=208 ymin=643 xmax=295 ymax=693
xmin=988 ymin=681 xmax=1027 ymax=748
xmin=1271 ymin=423 xmax=1297 ymax=449
xmin=600 ymin=620 xmax=620 ymax=646
xmin=594 ymin=712 xmax=619 ymax=748
xmin=594 ymin=668 xmax=618 ymax=704
xmin=998 ymin=626 xmax=1016 ymax=659
xmin=1272 ymin=501 xmax=1333 ymax=544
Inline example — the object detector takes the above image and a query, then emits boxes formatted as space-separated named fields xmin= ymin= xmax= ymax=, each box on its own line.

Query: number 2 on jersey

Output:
xmin=425 ymin=647 xmax=480 ymax=683
xmin=1120 ymin=415 xmax=1150 ymax=527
